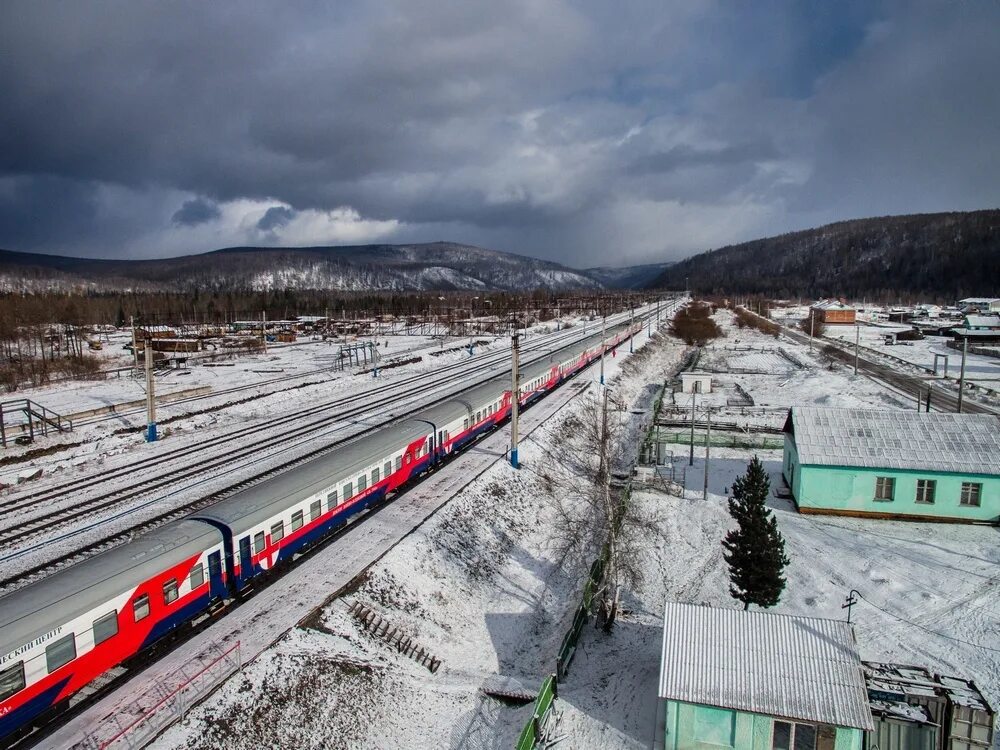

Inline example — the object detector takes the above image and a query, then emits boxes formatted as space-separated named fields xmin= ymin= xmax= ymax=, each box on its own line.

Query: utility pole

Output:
xmin=629 ymin=305 xmax=634 ymax=353
xmin=130 ymin=315 xmax=138 ymax=373
xmin=598 ymin=384 xmax=610 ymax=484
xmin=262 ymin=309 xmax=268 ymax=354
xmin=703 ymin=406 xmax=711 ymax=501
xmin=957 ymin=336 xmax=968 ymax=413
xmin=854 ymin=323 xmax=860 ymax=376
xmin=809 ymin=311 xmax=815 ymax=351
xmin=144 ymin=338 xmax=157 ymax=442
xmin=510 ymin=331 xmax=520 ymax=469
xmin=688 ymin=389 xmax=697 ymax=466
xmin=599 ymin=314 xmax=607 ymax=386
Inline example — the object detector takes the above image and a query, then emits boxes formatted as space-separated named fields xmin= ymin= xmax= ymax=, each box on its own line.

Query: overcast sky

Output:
xmin=1 ymin=1 xmax=998 ymax=268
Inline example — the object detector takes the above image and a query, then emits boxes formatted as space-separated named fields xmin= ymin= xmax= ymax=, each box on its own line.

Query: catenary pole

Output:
xmin=854 ymin=323 xmax=860 ymax=376
xmin=144 ymin=338 xmax=157 ymax=442
xmin=599 ymin=313 xmax=606 ymax=385
xmin=510 ymin=330 xmax=520 ymax=468
xmin=957 ymin=336 xmax=968 ymax=413
xmin=703 ymin=406 xmax=711 ymax=501
xmin=688 ymin=389 xmax=696 ymax=466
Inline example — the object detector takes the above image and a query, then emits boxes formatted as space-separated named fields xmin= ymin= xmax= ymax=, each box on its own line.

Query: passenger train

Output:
xmin=0 ymin=321 xmax=640 ymax=741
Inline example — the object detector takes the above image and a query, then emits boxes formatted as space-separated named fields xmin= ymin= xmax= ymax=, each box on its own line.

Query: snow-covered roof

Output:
xmin=786 ymin=407 xmax=1000 ymax=475
xmin=959 ymin=297 xmax=1000 ymax=304
xmin=658 ymin=602 xmax=873 ymax=731
xmin=964 ymin=314 xmax=1000 ymax=328
xmin=863 ymin=662 xmax=993 ymax=714
xmin=811 ymin=299 xmax=854 ymax=311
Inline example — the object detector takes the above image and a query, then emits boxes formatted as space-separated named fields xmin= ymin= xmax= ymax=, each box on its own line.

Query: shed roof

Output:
xmin=786 ymin=407 xmax=1000 ymax=475
xmin=964 ymin=314 xmax=1000 ymax=328
xmin=658 ymin=602 xmax=874 ymax=731
xmin=811 ymin=299 xmax=854 ymax=311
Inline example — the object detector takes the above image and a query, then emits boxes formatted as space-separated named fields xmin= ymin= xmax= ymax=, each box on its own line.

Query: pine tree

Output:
xmin=721 ymin=456 xmax=790 ymax=610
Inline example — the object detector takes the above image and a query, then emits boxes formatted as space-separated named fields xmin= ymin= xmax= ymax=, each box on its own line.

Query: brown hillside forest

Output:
xmin=0 ymin=289 xmax=646 ymax=391
xmin=652 ymin=208 xmax=1000 ymax=301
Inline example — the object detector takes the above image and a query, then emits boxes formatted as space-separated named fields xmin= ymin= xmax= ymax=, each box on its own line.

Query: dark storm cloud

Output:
xmin=0 ymin=0 xmax=997 ymax=265
xmin=256 ymin=206 xmax=295 ymax=232
xmin=172 ymin=198 xmax=221 ymax=227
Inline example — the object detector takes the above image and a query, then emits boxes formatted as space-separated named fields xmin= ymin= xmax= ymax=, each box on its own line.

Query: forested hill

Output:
xmin=651 ymin=210 xmax=1000 ymax=300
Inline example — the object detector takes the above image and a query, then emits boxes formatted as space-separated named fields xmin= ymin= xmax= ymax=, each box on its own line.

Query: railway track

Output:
xmin=738 ymin=307 xmax=998 ymax=416
xmin=0 ymin=317 xmax=620 ymax=525
xmin=0 ymin=312 xmax=659 ymax=590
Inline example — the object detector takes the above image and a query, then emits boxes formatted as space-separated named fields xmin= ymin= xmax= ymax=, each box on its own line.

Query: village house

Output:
xmin=782 ymin=407 xmax=999 ymax=523
xmin=810 ymin=299 xmax=857 ymax=325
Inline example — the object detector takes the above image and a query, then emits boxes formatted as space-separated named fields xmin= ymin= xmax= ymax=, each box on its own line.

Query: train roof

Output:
xmin=0 ymin=519 xmax=220 ymax=660
xmin=193 ymin=417 xmax=435 ymax=534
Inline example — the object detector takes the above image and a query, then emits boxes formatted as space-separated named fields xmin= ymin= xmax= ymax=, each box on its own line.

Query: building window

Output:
xmin=133 ymin=594 xmax=150 ymax=621
xmin=915 ymin=479 xmax=936 ymax=504
xmin=310 ymin=500 xmax=321 ymax=521
xmin=874 ymin=477 xmax=895 ymax=501
xmin=92 ymin=611 xmax=119 ymax=646
xmin=960 ymin=482 xmax=982 ymax=507
xmin=772 ymin=721 xmax=821 ymax=750
xmin=0 ymin=662 xmax=25 ymax=701
xmin=163 ymin=578 xmax=179 ymax=605
xmin=270 ymin=521 xmax=285 ymax=542
xmin=189 ymin=563 xmax=205 ymax=590
xmin=46 ymin=634 xmax=77 ymax=674
xmin=253 ymin=531 xmax=266 ymax=554
xmin=291 ymin=510 xmax=304 ymax=531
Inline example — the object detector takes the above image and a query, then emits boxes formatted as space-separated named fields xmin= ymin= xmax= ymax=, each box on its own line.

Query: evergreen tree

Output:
xmin=721 ymin=456 xmax=790 ymax=610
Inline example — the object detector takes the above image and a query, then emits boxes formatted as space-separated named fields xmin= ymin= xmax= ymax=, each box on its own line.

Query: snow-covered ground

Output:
xmin=51 ymin=304 xmax=1000 ymax=749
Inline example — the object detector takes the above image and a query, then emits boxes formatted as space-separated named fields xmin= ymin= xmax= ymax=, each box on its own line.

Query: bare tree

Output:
xmin=536 ymin=388 xmax=663 ymax=631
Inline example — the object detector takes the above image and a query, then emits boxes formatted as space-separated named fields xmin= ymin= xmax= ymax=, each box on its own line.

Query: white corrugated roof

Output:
xmin=811 ymin=299 xmax=854 ymax=311
xmin=658 ymin=602 xmax=874 ymax=731
xmin=788 ymin=407 xmax=1000 ymax=475
xmin=965 ymin=314 xmax=1000 ymax=328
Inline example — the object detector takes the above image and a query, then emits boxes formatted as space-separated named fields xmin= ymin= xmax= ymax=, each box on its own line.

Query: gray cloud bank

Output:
xmin=0 ymin=0 xmax=998 ymax=267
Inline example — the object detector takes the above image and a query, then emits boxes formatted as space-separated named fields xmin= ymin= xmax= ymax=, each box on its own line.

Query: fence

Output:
xmin=657 ymin=430 xmax=784 ymax=450
xmin=81 ymin=640 xmax=242 ymax=750
xmin=514 ymin=674 xmax=558 ymax=750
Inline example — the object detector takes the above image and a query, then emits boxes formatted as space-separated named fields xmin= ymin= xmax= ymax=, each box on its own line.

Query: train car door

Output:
xmin=238 ymin=536 xmax=252 ymax=584
xmin=208 ymin=551 xmax=226 ymax=599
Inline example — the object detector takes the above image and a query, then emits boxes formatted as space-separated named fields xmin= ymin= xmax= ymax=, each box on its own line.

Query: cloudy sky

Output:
xmin=1 ymin=1 xmax=998 ymax=268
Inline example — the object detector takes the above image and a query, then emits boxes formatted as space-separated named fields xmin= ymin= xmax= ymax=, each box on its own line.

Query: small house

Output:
xmin=811 ymin=300 xmax=857 ymax=325
xmin=863 ymin=662 xmax=994 ymax=750
xmin=957 ymin=298 xmax=1000 ymax=314
xmin=656 ymin=602 xmax=873 ymax=749
xmin=782 ymin=407 xmax=999 ymax=523
xmin=680 ymin=372 xmax=712 ymax=394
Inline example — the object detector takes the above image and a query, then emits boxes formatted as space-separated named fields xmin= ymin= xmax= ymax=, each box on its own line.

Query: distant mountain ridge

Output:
xmin=584 ymin=262 xmax=674 ymax=290
xmin=0 ymin=242 xmax=609 ymax=293
xmin=650 ymin=209 xmax=1000 ymax=300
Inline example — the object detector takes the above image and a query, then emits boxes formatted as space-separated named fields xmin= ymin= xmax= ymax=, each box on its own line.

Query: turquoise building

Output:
xmin=656 ymin=602 xmax=873 ymax=750
xmin=782 ymin=407 xmax=1000 ymax=523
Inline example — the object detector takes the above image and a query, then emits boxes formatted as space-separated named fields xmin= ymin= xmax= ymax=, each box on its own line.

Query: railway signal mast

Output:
xmin=510 ymin=329 xmax=520 ymax=468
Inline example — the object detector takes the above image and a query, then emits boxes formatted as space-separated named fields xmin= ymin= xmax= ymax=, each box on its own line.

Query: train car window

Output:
xmin=92 ymin=611 xmax=118 ymax=646
xmin=372 ymin=467 xmax=380 ymax=484
xmin=357 ymin=475 xmax=367 ymax=492
xmin=326 ymin=490 xmax=337 ymax=511
xmin=309 ymin=500 xmax=321 ymax=521
xmin=133 ymin=594 xmax=150 ymax=622
xmin=163 ymin=579 xmax=179 ymax=605
xmin=384 ymin=461 xmax=391 ymax=477
xmin=270 ymin=521 xmax=285 ymax=542
xmin=476 ymin=411 xmax=481 ymax=422
xmin=463 ymin=418 xmax=469 ymax=430
xmin=253 ymin=531 xmax=265 ymax=554
xmin=189 ymin=563 xmax=205 ymax=590
xmin=45 ymin=634 xmax=76 ymax=674
xmin=291 ymin=510 xmax=304 ymax=531
xmin=0 ymin=662 xmax=24 ymax=701
xmin=395 ymin=456 xmax=402 ymax=471
xmin=342 ymin=482 xmax=353 ymax=500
